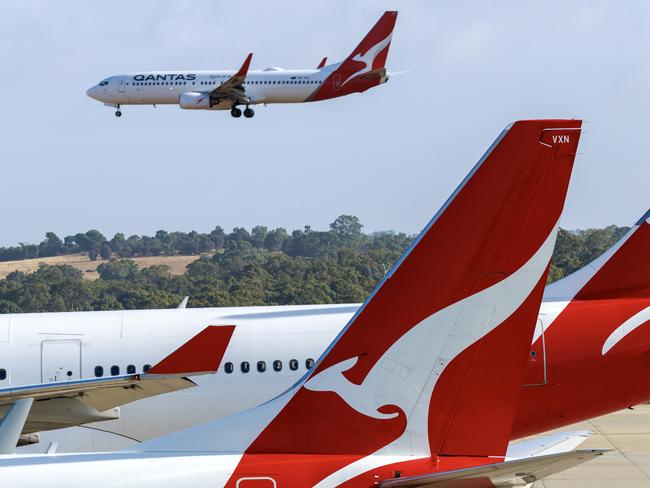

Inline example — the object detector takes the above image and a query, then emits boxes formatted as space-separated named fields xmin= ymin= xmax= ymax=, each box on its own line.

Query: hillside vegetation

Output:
xmin=0 ymin=216 xmax=629 ymax=314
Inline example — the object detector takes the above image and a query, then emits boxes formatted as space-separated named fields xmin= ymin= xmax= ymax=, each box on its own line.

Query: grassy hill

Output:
xmin=0 ymin=253 xmax=202 ymax=280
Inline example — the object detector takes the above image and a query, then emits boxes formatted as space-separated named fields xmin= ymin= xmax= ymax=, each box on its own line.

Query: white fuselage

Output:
xmin=5 ymin=300 xmax=566 ymax=453
xmin=86 ymin=68 xmax=331 ymax=109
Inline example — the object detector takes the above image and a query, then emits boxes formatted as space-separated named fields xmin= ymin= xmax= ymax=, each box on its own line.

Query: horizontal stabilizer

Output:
xmin=380 ymin=450 xmax=607 ymax=487
xmin=506 ymin=430 xmax=592 ymax=459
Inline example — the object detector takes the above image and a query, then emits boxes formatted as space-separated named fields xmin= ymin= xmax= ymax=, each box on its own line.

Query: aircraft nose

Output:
xmin=86 ymin=85 xmax=100 ymax=101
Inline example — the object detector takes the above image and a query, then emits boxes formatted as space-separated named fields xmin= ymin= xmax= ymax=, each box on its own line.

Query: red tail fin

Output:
xmin=140 ymin=121 xmax=582 ymax=487
xmin=310 ymin=11 xmax=397 ymax=101
xmin=546 ymin=209 xmax=650 ymax=300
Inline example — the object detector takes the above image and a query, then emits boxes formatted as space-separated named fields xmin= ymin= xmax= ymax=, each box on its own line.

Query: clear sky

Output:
xmin=1 ymin=0 xmax=649 ymax=246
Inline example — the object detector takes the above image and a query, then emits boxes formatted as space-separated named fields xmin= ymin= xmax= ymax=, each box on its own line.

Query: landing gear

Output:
xmin=230 ymin=107 xmax=242 ymax=118
xmin=115 ymin=105 xmax=122 ymax=117
xmin=244 ymin=107 xmax=255 ymax=118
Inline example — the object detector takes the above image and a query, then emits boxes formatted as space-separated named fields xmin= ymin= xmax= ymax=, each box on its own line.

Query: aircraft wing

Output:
xmin=208 ymin=53 xmax=253 ymax=105
xmin=0 ymin=373 xmax=198 ymax=413
xmin=0 ymin=326 xmax=234 ymax=437
xmin=379 ymin=450 xmax=607 ymax=488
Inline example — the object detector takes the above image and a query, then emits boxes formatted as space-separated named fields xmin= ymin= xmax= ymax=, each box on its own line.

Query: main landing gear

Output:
xmin=231 ymin=105 xmax=255 ymax=118
xmin=115 ymin=105 xmax=122 ymax=117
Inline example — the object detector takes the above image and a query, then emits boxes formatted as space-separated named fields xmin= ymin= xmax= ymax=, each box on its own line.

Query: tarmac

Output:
xmin=532 ymin=404 xmax=650 ymax=487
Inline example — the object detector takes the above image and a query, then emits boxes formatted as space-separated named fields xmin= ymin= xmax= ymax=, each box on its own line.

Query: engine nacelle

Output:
xmin=179 ymin=92 xmax=211 ymax=110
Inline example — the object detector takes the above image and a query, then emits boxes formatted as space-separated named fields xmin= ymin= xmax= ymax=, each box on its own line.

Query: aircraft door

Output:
xmin=333 ymin=74 xmax=342 ymax=90
xmin=117 ymin=76 xmax=126 ymax=93
xmin=41 ymin=339 xmax=82 ymax=382
xmin=235 ymin=477 xmax=277 ymax=487
xmin=522 ymin=319 xmax=547 ymax=387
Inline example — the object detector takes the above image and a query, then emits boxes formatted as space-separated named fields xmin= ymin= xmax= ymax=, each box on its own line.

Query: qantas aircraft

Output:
xmin=85 ymin=11 xmax=397 ymax=118
xmin=0 ymin=119 xmax=601 ymax=487
xmin=5 ymin=125 xmax=650 ymax=456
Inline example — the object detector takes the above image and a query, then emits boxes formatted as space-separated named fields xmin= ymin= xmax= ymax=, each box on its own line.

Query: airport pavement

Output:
xmin=532 ymin=404 xmax=650 ymax=487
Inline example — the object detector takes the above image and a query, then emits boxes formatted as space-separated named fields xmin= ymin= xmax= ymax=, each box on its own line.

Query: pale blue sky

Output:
xmin=1 ymin=0 xmax=649 ymax=246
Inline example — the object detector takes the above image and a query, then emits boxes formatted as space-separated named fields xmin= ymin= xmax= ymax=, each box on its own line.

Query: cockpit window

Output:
xmin=99 ymin=80 xmax=109 ymax=86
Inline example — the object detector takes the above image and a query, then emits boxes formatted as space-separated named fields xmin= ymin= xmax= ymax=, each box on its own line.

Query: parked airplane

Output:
xmin=86 ymin=11 xmax=398 ymax=118
xmin=7 ymin=208 xmax=650 ymax=456
xmin=8 ymin=125 xmax=650 ymax=456
xmin=0 ymin=119 xmax=601 ymax=487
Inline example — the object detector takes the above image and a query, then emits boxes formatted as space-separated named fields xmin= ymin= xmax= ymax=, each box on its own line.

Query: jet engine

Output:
xmin=179 ymin=92 xmax=211 ymax=110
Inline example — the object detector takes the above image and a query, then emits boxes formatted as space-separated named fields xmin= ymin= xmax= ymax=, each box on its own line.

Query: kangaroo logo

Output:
xmin=304 ymin=356 xmax=399 ymax=420
xmin=341 ymin=33 xmax=393 ymax=87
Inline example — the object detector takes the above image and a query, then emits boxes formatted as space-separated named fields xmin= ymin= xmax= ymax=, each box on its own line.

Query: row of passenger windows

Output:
xmin=0 ymin=358 xmax=315 ymax=382
xmin=94 ymin=364 xmax=151 ymax=377
xmin=131 ymin=80 xmax=321 ymax=87
xmin=224 ymin=358 xmax=314 ymax=374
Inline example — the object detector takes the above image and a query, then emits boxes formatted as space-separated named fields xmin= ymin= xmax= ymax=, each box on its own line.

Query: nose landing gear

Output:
xmin=115 ymin=105 xmax=122 ymax=117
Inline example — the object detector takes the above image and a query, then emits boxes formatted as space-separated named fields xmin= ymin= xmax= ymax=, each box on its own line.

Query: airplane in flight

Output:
xmin=86 ymin=11 xmax=398 ymax=118
xmin=6 ymin=124 xmax=650 ymax=456
xmin=0 ymin=119 xmax=603 ymax=487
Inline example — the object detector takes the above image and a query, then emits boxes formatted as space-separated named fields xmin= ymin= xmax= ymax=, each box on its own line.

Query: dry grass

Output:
xmin=0 ymin=253 xmax=203 ymax=280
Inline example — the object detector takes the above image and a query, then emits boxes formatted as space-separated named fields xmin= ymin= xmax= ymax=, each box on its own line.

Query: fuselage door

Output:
xmin=41 ymin=339 xmax=82 ymax=383
xmin=117 ymin=76 xmax=126 ymax=93
xmin=333 ymin=74 xmax=342 ymax=90
xmin=522 ymin=319 xmax=547 ymax=387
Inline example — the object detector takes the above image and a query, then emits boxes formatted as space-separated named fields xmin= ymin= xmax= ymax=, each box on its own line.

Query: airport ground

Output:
xmin=532 ymin=404 xmax=650 ymax=487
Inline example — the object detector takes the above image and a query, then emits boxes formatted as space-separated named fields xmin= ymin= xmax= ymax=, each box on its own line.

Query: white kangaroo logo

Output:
xmin=341 ymin=33 xmax=393 ymax=87
xmin=304 ymin=356 xmax=399 ymax=420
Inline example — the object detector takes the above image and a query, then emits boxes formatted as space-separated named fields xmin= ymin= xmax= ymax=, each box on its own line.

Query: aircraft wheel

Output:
xmin=231 ymin=107 xmax=242 ymax=118
xmin=244 ymin=108 xmax=255 ymax=118
xmin=115 ymin=110 xmax=122 ymax=117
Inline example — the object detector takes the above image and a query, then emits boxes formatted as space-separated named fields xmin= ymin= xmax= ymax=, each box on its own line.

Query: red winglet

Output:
xmin=147 ymin=326 xmax=235 ymax=375
xmin=317 ymin=57 xmax=328 ymax=69
xmin=235 ymin=53 xmax=253 ymax=77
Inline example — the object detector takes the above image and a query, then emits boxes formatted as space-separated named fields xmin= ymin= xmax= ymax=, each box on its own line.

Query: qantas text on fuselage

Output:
xmin=86 ymin=11 xmax=398 ymax=118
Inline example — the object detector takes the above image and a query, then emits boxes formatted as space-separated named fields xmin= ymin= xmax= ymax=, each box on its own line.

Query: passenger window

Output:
xmin=289 ymin=359 xmax=298 ymax=371
xmin=257 ymin=361 xmax=267 ymax=373
xmin=110 ymin=365 xmax=120 ymax=376
xmin=126 ymin=365 xmax=136 ymax=375
xmin=143 ymin=364 xmax=151 ymax=373
xmin=306 ymin=358 xmax=315 ymax=369
xmin=241 ymin=361 xmax=250 ymax=373
xmin=94 ymin=366 xmax=104 ymax=377
xmin=0 ymin=369 xmax=6 ymax=380
xmin=224 ymin=362 xmax=234 ymax=374
xmin=273 ymin=360 xmax=282 ymax=372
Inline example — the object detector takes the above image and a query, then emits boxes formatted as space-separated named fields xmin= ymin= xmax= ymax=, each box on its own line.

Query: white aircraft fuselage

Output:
xmin=5 ymin=300 xmax=565 ymax=453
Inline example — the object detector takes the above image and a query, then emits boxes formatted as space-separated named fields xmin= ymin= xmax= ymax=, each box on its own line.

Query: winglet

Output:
xmin=147 ymin=326 xmax=235 ymax=375
xmin=235 ymin=53 xmax=253 ymax=77
xmin=317 ymin=57 xmax=328 ymax=69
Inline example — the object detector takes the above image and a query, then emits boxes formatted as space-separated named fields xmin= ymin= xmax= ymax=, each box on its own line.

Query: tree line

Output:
xmin=0 ymin=216 xmax=629 ymax=314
